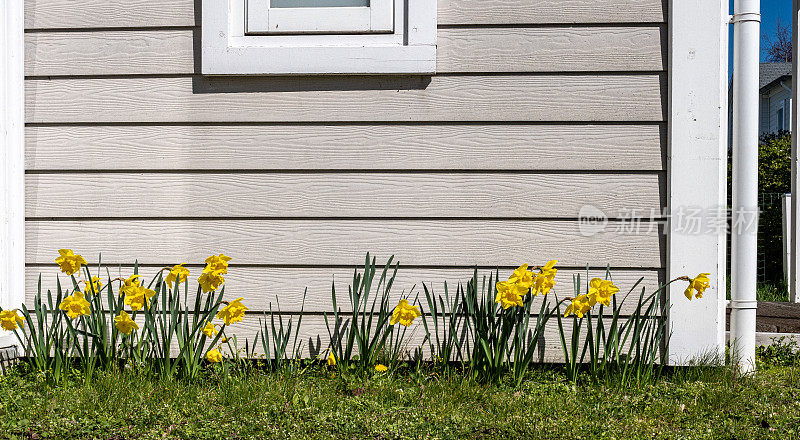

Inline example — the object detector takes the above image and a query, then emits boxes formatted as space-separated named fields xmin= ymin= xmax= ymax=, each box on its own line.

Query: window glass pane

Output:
xmin=271 ymin=0 xmax=369 ymax=7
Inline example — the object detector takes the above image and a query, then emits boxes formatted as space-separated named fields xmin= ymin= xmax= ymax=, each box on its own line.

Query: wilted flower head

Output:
xmin=217 ymin=298 xmax=248 ymax=325
xmin=59 ymin=292 xmax=91 ymax=319
xmin=327 ymin=352 xmax=336 ymax=366
xmin=114 ymin=311 xmax=139 ymax=335
xmin=684 ymin=273 xmax=711 ymax=300
xmin=55 ymin=249 xmax=87 ymax=276
xmin=390 ymin=299 xmax=421 ymax=326
xmin=0 ymin=310 xmax=24 ymax=331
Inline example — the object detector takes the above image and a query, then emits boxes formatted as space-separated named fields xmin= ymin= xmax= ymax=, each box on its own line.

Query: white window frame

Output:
xmin=246 ymin=0 xmax=394 ymax=34
xmin=202 ymin=0 xmax=436 ymax=75
xmin=779 ymin=105 xmax=786 ymax=131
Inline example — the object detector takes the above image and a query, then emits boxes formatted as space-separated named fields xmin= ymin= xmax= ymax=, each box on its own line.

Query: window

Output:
xmin=202 ymin=0 xmax=436 ymax=75
xmin=246 ymin=0 xmax=394 ymax=34
xmin=778 ymin=106 xmax=785 ymax=131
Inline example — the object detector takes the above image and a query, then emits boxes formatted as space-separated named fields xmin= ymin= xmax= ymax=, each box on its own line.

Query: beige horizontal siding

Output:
xmin=25 ymin=75 xmax=665 ymax=123
xmin=26 ymin=220 xmax=664 ymax=267
xmin=25 ymin=173 xmax=664 ymax=219
xmin=26 ymin=266 xmax=665 ymax=315
xmin=22 ymin=0 xmax=670 ymax=358
xmin=25 ymin=27 xmax=665 ymax=76
xmin=24 ymin=0 xmax=665 ymax=29
xmin=25 ymin=124 xmax=665 ymax=171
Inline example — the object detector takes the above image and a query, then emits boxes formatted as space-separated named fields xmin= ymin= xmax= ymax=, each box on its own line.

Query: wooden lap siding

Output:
xmin=23 ymin=0 xmax=668 ymax=358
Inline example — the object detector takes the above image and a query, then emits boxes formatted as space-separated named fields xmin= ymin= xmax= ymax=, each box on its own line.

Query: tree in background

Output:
xmin=763 ymin=19 xmax=792 ymax=62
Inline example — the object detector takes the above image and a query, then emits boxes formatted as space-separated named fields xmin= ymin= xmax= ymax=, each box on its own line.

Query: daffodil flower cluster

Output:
xmin=199 ymin=254 xmax=231 ymax=293
xmin=564 ymin=278 xmax=620 ymax=318
xmin=495 ymin=261 xmax=558 ymax=309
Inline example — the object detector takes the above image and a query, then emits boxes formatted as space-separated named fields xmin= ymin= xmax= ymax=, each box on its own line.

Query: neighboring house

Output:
xmin=2 ymin=0 xmax=727 ymax=363
xmin=760 ymin=62 xmax=793 ymax=134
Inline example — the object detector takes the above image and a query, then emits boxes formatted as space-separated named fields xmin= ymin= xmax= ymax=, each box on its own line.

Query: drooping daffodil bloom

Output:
xmin=217 ymin=298 xmax=248 ymax=325
xmin=123 ymin=285 xmax=156 ymax=311
xmin=206 ymin=349 xmax=223 ymax=363
xmin=0 ymin=310 xmax=24 ymax=331
xmin=684 ymin=273 xmax=711 ymax=300
xmin=202 ymin=321 xmax=217 ymax=337
xmin=532 ymin=260 xmax=558 ymax=296
xmin=165 ymin=263 xmax=190 ymax=286
xmin=390 ymin=299 xmax=421 ymax=326
xmin=83 ymin=276 xmax=103 ymax=296
xmin=55 ymin=249 xmax=87 ymax=276
xmin=114 ymin=311 xmax=139 ymax=335
xmin=564 ymin=294 xmax=592 ymax=318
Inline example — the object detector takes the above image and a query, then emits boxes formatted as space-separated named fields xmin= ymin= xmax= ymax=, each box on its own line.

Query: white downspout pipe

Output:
xmin=792 ymin=0 xmax=800 ymax=304
xmin=730 ymin=0 xmax=760 ymax=374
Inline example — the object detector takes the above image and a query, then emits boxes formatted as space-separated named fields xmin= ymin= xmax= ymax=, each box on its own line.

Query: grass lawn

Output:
xmin=1 ymin=361 xmax=798 ymax=440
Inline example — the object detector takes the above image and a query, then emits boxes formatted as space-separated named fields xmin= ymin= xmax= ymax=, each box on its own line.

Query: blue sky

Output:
xmin=729 ymin=0 xmax=792 ymax=72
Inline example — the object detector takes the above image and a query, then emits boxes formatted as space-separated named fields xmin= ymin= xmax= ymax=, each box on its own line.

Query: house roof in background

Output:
xmin=760 ymin=62 xmax=792 ymax=93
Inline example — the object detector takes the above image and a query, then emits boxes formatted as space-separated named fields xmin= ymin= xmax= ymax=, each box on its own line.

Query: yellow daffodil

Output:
xmin=124 ymin=285 xmax=156 ymax=311
xmin=198 ymin=268 xmax=226 ymax=293
xmin=684 ymin=273 xmax=711 ymax=300
xmin=165 ymin=263 xmax=190 ymax=286
xmin=55 ymin=249 xmax=87 ymax=276
xmin=390 ymin=299 xmax=421 ymax=326
xmin=327 ymin=352 xmax=336 ymax=366
xmin=586 ymin=278 xmax=619 ymax=307
xmin=114 ymin=311 xmax=139 ymax=335
xmin=83 ymin=276 xmax=103 ymax=296
xmin=508 ymin=264 xmax=534 ymax=289
xmin=564 ymin=294 xmax=592 ymax=318
xmin=375 ymin=364 xmax=388 ymax=372
xmin=204 ymin=254 xmax=232 ymax=274
xmin=119 ymin=274 xmax=142 ymax=298
xmin=202 ymin=321 xmax=217 ymax=337
xmin=216 ymin=297 xmax=248 ymax=325
xmin=532 ymin=260 xmax=558 ymax=296
xmin=206 ymin=349 xmax=223 ymax=363
xmin=495 ymin=281 xmax=526 ymax=309
xmin=59 ymin=292 xmax=91 ymax=319
xmin=0 ymin=310 xmax=24 ymax=331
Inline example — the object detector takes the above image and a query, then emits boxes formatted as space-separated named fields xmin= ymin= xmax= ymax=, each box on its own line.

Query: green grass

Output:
xmin=1 ymin=361 xmax=799 ymax=439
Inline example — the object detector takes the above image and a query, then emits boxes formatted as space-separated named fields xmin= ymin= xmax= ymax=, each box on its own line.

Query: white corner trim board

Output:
xmin=202 ymin=0 xmax=437 ymax=75
xmin=667 ymin=0 xmax=729 ymax=365
xmin=0 ymin=0 xmax=25 ymax=350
